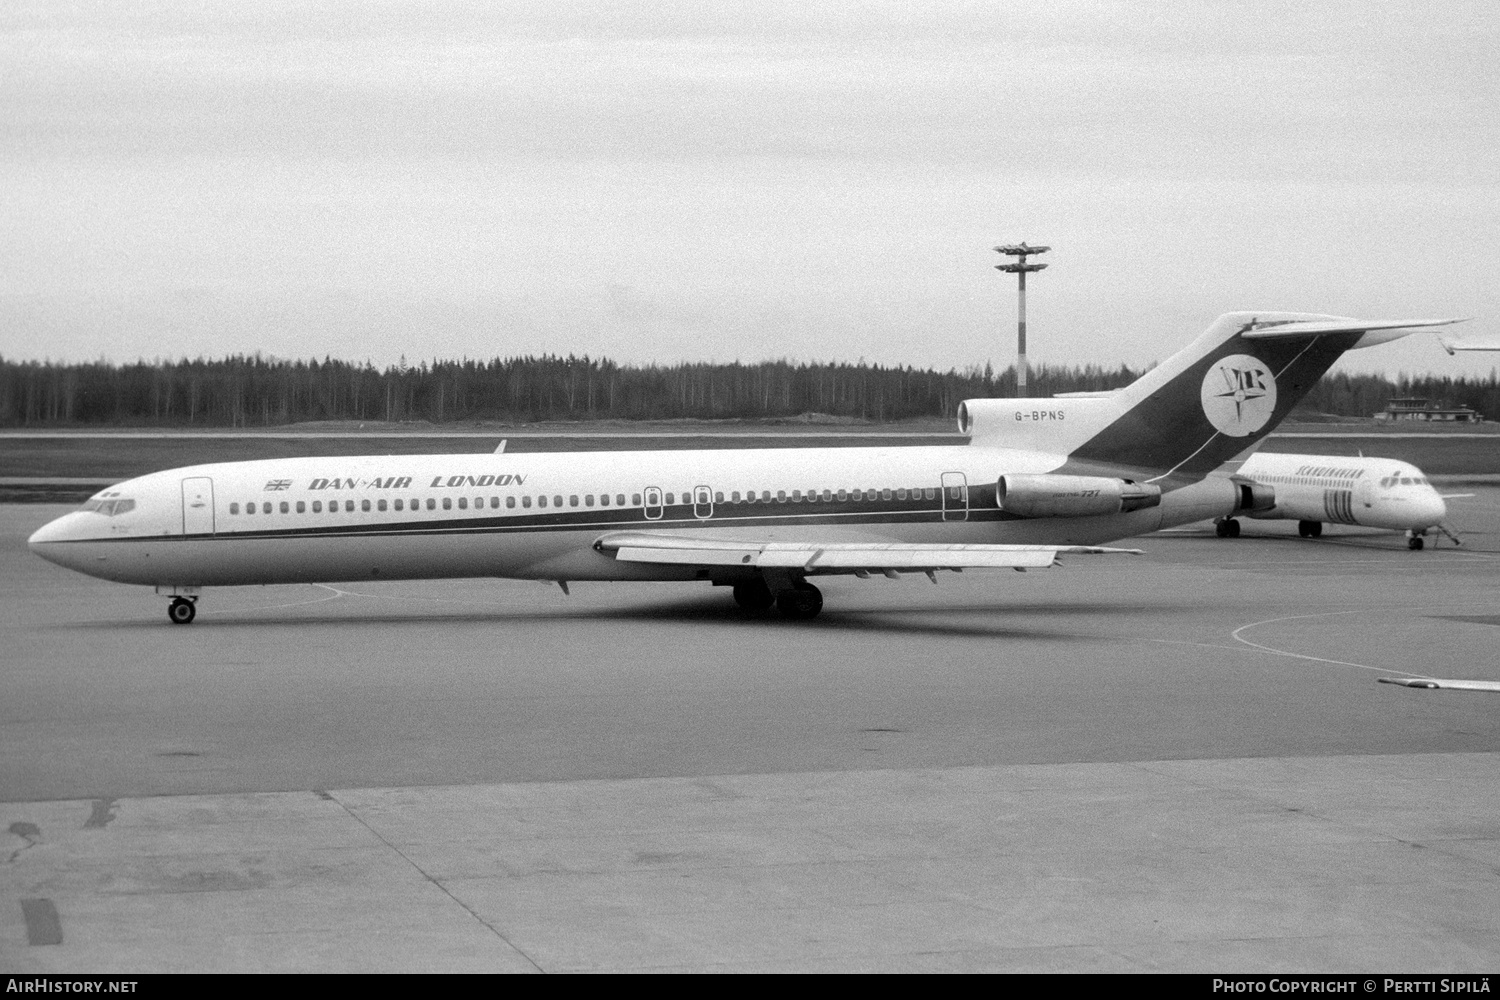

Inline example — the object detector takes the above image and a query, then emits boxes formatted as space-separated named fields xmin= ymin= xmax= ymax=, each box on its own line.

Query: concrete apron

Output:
xmin=3 ymin=752 xmax=1498 ymax=973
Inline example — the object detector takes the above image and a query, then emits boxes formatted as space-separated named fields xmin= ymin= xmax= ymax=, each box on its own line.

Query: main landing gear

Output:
xmin=167 ymin=597 xmax=197 ymax=625
xmin=775 ymin=582 xmax=823 ymax=621
xmin=1406 ymin=530 xmax=1425 ymax=551
xmin=1214 ymin=517 xmax=1241 ymax=538
xmin=1297 ymin=520 xmax=1323 ymax=539
xmin=731 ymin=577 xmax=823 ymax=620
xmin=732 ymin=579 xmax=776 ymax=610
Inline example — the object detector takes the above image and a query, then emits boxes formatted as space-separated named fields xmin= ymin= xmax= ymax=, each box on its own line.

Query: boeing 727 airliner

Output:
xmin=28 ymin=312 xmax=1462 ymax=623
xmin=1211 ymin=452 xmax=1460 ymax=549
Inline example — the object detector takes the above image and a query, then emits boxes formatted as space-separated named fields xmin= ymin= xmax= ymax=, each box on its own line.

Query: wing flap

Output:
xmin=599 ymin=532 xmax=1140 ymax=571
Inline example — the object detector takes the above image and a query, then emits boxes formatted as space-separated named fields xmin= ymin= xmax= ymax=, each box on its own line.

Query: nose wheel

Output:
xmin=1214 ymin=517 xmax=1241 ymax=538
xmin=167 ymin=597 xmax=197 ymax=624
xmin=1406 ymin=531 xmax=1425 ymax=551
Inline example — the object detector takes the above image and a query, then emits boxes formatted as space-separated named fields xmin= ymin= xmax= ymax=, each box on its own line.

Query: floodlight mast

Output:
xmin=994 ymin=243 xmax=1049 ymax=396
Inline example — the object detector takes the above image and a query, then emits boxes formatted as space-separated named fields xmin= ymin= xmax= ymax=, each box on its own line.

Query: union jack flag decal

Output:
xmin=263 ymin=479 xmax=293 ymax=492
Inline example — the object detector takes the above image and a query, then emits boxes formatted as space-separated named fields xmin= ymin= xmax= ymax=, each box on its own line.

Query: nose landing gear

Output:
xmin=1214 ymin=517 xmax=1241 ymax=538
xmin=1406 ymin=530 xmax=1425 ymax=551
xmin=167 ymin=597 xmax=197 ymax=624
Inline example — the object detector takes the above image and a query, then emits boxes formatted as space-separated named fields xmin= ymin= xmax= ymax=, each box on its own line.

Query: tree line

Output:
xmin=0 ymin=353 xmax=1495 ymax=426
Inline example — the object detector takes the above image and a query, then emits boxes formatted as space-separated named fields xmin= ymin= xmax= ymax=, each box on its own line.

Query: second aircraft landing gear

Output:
xmin=1298 ymin=520 xmax=1323 ymax=539
xmin=1215 ymin=517 xmax=1241 ymax=538
xmin=1407 ymin=531 xmax=1425 ymax=551
xmin=167 ymin=597 xmax=197 ymax=625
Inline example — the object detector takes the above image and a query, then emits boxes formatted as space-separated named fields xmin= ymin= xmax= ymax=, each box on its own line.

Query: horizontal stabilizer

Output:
xmin=1378 ymin=676 xmax=1500 ymax=693
xmin=596 ymin=532 xmax=1140 ymax=572
xmin=1239 ymin=317 xmax=1465 ymax=339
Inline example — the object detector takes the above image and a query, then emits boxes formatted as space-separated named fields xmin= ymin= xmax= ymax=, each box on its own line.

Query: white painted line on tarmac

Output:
xmin=1226 ymin=602 xmax=1500 ymax=680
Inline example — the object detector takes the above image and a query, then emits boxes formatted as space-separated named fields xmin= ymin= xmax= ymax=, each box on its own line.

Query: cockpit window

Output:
xmin=81 ymin=498 xmax=135 ymax=516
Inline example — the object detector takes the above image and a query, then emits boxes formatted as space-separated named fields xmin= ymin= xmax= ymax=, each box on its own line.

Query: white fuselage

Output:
xmin=28 ymin=443 xmax=1237 ymax=589
xmin=1237 ymin=452 xmax=1447 ymax=531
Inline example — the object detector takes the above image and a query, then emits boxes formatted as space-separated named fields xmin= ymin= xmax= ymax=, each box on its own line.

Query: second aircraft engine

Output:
xmin=997 ymin=474 xmax=1163 ymax=518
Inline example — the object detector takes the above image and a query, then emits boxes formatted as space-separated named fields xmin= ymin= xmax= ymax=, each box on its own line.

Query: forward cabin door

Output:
xmin=941 ymin=472 xmax=968 ymax=522
xmin=181 ymin=477 xmax=215 ymax=535
xmin=693 ymin=485 xmax=714 ymax=519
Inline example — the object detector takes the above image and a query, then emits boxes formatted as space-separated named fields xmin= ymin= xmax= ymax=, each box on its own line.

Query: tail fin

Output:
xmin=963 ymin=312 xmax=1463 ymax=482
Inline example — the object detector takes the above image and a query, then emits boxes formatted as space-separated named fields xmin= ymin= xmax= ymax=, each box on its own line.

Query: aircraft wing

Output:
xmin=1378 ymin=677 xmax=1500 ymax=693
xmin=594 ymin=532 xmax=1141 ymax=571
xmin=1435 ymin=334 xmax=1500 ymax=354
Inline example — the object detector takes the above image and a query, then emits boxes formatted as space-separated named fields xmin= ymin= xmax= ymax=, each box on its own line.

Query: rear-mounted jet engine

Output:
xmin=997 ymin=474 xmax=1162 ymax=518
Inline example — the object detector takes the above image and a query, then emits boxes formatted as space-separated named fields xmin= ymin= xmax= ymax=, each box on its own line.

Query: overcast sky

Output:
xmin=2 ymin=1 xmax=1497 ymax=378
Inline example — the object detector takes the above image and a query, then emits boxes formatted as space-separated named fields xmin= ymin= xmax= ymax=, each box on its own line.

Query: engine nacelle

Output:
xmin=1235 ymin=481 xmax=1276 ymax=512
xmin=998 ymin=474 xmax=1162 ymax=518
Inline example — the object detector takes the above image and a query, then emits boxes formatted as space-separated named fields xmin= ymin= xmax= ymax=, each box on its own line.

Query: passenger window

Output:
xmin=584 ymin=494 xmax=594 ymax=507
xmin=263 ymin=502 xmax=273 ymax=514
xmin=277 ymin=501 xmax=287 ymax=514
xmin=426 ymin=498 xmax=435 ymax=510
xmin=631 ymin=494 xmax=641 ymax=506
xmin=230 ymin=502 xmax=240 ymax=514
xmin=792 ymin=490 xmax=802 ymax=502
xmin=732 ymin=491 xmax=741 ymax=502
xmin=474 ymin=496 xmax=483 ymax=509
xmin=897 ymin=489 xmax=907 ymax=500
xmin=570 ymin=495 xmax=579 ymax=507
xmin=458 ymin=497 xmax=467 ymax=510
xmin=361 ymin=499 xmax=371 ymax=512
xmin=881 ymin=489 xmax=891 ymax=500
xmin=244 ymin=504 xmax=254 ymax=516
xmin=377 ymin=499 xmax=387 ymax=512
xmin=393 ymin=499 xmax=402 ymax=511
xmin=836 ymin=490 xmax=846 ymax=501
xmin=599 ymin=494 xmax=608 ymax=506
xmin=777 ymin=490 xmax=786 ymax=502
xmin=522 ymin=496 xmax=532 ymax=508
xmin=821 ymin=490 xmax=831 ymax=502
xmin=490 ymin=497 xmax=499 ymax=509
xmin=293 ymin=501 xmax=303 ymax=513
xmin=666 ymin=493 xmax=674 ymax=505
xmin=442 ymin=498 xmax=452 ymax=510
xmin=505 ymin=496 xmax=516 ymax=509
xmin=617 ymin=494 xmax=626 ymax=506
xmin=539 ymin=496 xmax=547 ymax=508
xmin=554 ymin=495 xmax=563 ymax=507
xmin=715 ymin=491 xmax=724 ymax=503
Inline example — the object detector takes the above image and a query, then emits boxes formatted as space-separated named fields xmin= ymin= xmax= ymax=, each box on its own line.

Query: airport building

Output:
xmin=1374 ymin=396 xmax=1483 ymax=423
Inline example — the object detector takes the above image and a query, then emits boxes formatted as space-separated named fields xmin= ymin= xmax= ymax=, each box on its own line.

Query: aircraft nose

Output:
xmin=28 ymin=513 xmax=82 ymax=565
xmin=1424 ymin=491 xmax=1448 ymax=526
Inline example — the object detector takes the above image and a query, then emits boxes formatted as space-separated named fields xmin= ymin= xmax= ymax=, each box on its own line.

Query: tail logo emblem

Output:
xmin=1200 ymin=354 xmax=1277 ymax=437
